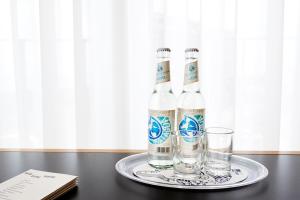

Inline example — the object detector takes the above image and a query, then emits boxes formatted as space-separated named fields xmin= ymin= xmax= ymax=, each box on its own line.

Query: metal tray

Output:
xmin=115 ymin=153 xmax=268 ymax=190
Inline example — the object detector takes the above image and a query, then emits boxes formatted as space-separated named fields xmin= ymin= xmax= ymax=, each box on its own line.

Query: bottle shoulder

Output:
xmin=148 ymin=92 xmax=176 ymax=110
xmin=177 ymin=91 xmax=205 ymax=109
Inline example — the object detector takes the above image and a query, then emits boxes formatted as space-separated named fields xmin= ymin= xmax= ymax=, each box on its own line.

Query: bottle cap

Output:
xmin=185 ymin=48 xmax=199 ymax=53
xmin=157 ymin=48 xmax=171 ymax=52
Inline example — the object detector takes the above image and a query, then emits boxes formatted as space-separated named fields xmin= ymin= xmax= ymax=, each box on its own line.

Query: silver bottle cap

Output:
xmin=157 ymin=48 xmax=171 ymax=53
xmin=185 ymin=48 xmax=199 ymax=53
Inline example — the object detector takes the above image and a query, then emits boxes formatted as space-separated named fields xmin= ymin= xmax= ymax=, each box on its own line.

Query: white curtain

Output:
xmin=0 ymin=0 xmax=299 ymax=151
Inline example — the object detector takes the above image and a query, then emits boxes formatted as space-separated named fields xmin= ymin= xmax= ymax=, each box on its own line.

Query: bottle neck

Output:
xmin=183 ymin=58 xmax=200 ymax=92
xmin=154 ymin=58 xmax=172 ymax=92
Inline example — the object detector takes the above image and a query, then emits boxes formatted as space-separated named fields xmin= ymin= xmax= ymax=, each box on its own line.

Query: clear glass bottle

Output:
xmin=175 ymin=48 xmax=206 ymax=173
xmin=148 ymin=48 xmax=176 ymax=168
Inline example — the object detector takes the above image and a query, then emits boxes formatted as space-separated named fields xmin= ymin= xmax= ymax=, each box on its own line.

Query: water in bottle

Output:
xmin=174 ymin=48 xmax=206 ymax=174
xmin=148 ymin=48 xmax=176 ymax=169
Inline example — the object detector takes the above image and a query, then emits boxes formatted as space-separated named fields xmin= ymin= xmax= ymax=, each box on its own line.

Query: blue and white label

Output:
xmin=156 ymin=61 xmax=170 ymax=84
xmin=184 ymin=61 xmax=198 ymax=85
xmin=179 ymin=116 xmax=199 ymax=134
xmin=148 ymin=116 xmax=163 ymax=141
xmin=177 ymin=108 xmax=205 ymax=138
xmin=177 ymin=108 xmax=205 ymax=154
xmin=148 ymin=110 xmax=174 ymax=154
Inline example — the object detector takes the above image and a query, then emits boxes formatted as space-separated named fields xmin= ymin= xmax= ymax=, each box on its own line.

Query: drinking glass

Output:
xmin=172 ymin=130 xmax=206 ymax=176
xmin=205 ymin=127 xmax=233 ymax=176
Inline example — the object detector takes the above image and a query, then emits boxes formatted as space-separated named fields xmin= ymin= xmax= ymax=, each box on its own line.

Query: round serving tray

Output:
xmin=115 ymin=153 xmax=268 ymax=190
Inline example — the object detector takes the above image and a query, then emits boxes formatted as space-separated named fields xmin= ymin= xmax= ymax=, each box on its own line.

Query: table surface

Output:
xmin=0 ymin=152 xmax=299 ymax=200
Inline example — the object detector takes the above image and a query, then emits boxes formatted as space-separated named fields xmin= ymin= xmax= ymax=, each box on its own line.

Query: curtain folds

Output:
xmin=0 ymin=0 xmax=299 ymax=150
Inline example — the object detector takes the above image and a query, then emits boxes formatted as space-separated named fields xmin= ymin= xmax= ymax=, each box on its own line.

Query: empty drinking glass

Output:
xmin=172 ymin=130 xmax=206 ymax=176
xmin=205 ymin=127 xmax=233 ymax=176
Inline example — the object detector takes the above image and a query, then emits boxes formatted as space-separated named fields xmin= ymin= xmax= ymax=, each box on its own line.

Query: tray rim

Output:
xmin=115 ymin=153 xmax=268 ymax=190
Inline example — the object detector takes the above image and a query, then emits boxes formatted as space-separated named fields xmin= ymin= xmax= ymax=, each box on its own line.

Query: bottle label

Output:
xmin=156 ymin=61 xmax=170 ymax=84
xmin=148 ymin=109 xmax=175 ymax=155
xmin=184 ymin=61 xmax=198 ymax=85
xmin=177 ymin=108 xmax=205 ymax=155
xmin=177 ymin=108 xmax=205 ymax=137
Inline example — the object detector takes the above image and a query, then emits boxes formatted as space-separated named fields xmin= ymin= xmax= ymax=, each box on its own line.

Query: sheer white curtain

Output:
xmin=0 ymin=0 xmax=299 ymax=151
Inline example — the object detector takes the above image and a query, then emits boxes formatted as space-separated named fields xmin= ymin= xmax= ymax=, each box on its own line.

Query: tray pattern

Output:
xmin=133 ymin=163 xmax=248 ymax=186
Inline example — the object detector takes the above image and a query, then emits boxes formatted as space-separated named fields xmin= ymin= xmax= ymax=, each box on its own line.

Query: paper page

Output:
xmin=0 ymin=169 xmax=77 ymax=200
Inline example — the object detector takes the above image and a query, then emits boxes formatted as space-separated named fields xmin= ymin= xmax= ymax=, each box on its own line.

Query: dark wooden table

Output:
xmin=0 ymin=152 xmax=299 ymax=199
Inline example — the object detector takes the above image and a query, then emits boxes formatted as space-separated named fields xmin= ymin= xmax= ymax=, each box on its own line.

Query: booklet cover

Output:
xmin=0 ymin=169 xmax=78 ymax=200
